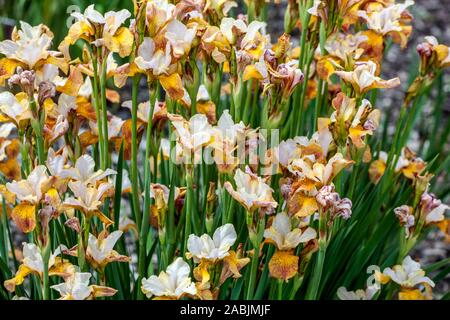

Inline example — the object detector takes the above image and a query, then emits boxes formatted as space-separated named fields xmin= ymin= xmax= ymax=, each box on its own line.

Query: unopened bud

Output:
xmin=65 ymin=217 xmax=81 ymax=233
xmin=334 ymin=198 xmax=352 ymax=220
xmin=38 ymin=81 xmax=56 ymax=106
xmin=8 ymin=67 xmax=35 ymax=97
xmin=316 ymin=185 xmax=339 ymax=208
xmin=394 ymin=205 xmax=415 ymax=227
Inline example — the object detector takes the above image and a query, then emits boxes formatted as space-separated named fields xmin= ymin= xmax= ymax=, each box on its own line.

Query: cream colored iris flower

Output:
xmin=324 ymin=32 xmax=367 ymax=63
xmin=337 ymin=285 xmax=379 ymax=300
xmin=60 ymin=154 xmax=116 ymax=185
xmin=0 ymin=21 xmax=53 ymax=68
xmin=168 ymin=113 xmax=214 ymax=152
xmin=187 ymin=223 xmax=237 ymax=262
xmin=149 ymin=183 xmax=183 ymax=211
xmin=0 ymin=92 xmax=33 ymax=127
xmin=4 ymin=242 xmax=70 ymax=292
xmin=160 ymin=138 xmax=183 ymax=164
xmin=141 ymin=257 xmax=197 ymax=299
xmin=86 ymin=231 xmax=129 ymax=268
xmin=122 ymin=99 xmax=165 ymax=124
xmin=334 ymin=60 xmax=400 ymax=94
xmin=219 ymin=16 xmax=266 ymax=46
xmin=205 ymin=0 xmax=238 ymax=17
xmin=358 ymin=1 xmax=414 ymax=35
xmin=224 ymin=167 xmax=278 ymax=213
xmin=220 ymin=17 xmax=247 ymax=45
xmin=6 ymin=165 xmax=53 ymax=233
xmin=0 ymin=123 xmax=15 ymax=162
xmin=216 ymin=110 xmax=245 ymax=141
xmin=264 ymin=212 xmax=316 ymax=251
xmin=146 ymin=0 xmax=176 ymax=36
xmin=46 ymin=147 xmax=69 ymax=179
xmin=51 ymin=271 xmax=117 ymax=300
xmin=165 ymin=19 xmax=197 ymax=58
xmin=63 ymin=181 xmax=114 ymax=216
xmin=425 ymin=202 xmax=449 ymax=225
xmin=135 ymin=38 xmax=172 ymax=76
xmin=382 ymin=256 xmax=435 ymax=289
xmin=210 ymin=110 xmax=246 ymax=173
xmin=288 ymin=153 xmax=352 ymax=187
xmin=273 ymin=134 xmax=330 ymax=169
xmin=88 ymin=114 xmax=125 ymax=139
xmin=307 ymin=0 xmax=322 ymax=16
xmin=273 ymin=138 xmax=305 ymax=168
xmin=60 ymin=5 xmax=133 ymax=59
xmin=22 ymin=242 xmax=67 ymax=274
xmin=421 ymin=36 xmax=450 ymax=68
xmin=7 ymin=165 xmax=51 ymax=205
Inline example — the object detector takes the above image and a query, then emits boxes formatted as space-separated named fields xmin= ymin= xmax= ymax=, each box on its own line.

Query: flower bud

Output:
xmin=394 ymin=205 xmax=415 ymax=228
xmin=316 ymin=185 xmax=339 ymax=208
xmin=420 ymin=192 xmax=441 ymax=215
xmin=65 ymin=217 xmax=81 ymax=234
xmin=38 ymin=81 xmax=56 ymax=106
xmin=334 ymin=198 xmax=352 ymax=220
xmin=8 ymin=67 xmax=35 ymax=97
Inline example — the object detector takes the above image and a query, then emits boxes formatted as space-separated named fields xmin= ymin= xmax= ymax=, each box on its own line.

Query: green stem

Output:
xmin=277 ymin=280 xmax=283 ymax=300
xmin=246 ymin=218 xmax=265 ymax=299
xmin=41 ymin=242 xmax=51 ymax=300
xmin=99 ymin=54 xmax=110 ymax=169
xmin=305 ymin=241 xmax=327 ymax=300
xmin=183 ymin=168 xmax=194 ymax=257
xmin=29 ymin=99 xmax=45 ymax=165
xmin=137 ymin=84 xmax=156 ymax=300
xmin=91 ymin=54 xmax=105 ymax=170
xmin=131 ymin=76 xmax=142 ymax=229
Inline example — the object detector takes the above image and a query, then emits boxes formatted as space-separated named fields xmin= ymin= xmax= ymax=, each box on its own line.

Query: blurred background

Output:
xmin=0 ymin=0 xmax=449 ymax=296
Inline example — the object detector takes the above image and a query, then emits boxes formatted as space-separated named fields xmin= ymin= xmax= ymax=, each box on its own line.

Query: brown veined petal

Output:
xmin=0 ymin=58 xmax=21 ymax=86
xmin=196 ymin=101 xmax=216 ymax=124
xmin=0 ymin=157 xmax=22 ymax=180
xmin=49 ymin=259 xmax=76 ymax=280
xmin=268 ymin=250 xmax=299 ymax=282
xmin=243 ymin=65 xmax=264 ymax=81
xmin=360 ymin=30 xmax=384 ymax=64
xmin=368 ymin=159 xmax=386 ymax=184
xmin=219 ymin=250 xmax=250 ymax=285
xmin=91 ymin=285 xmax=118 ymax=298
xmin=57 ymin=66 xmax=84 ymax=96
xmin=398 ymin=289 xmax=427 ymax=300
xmin=153 ymin=296 xmax=177 ymax=300
xmin=349 ymin=125 xmax=371 ymax=149
xmin=288 ymin=192 xmax=319 ymax=218
xmin=45 ymin=55 xmax=69 ymax=75
xmin=402 ymin=162 xmax=426 ymax=180
xmin=59 ymin=21 xmax=94 ymax=60
xmin=4 ymin=264 xmax=34 ymax=292
xmin=5 ymin=139 xmax=20 ymax=159
xmin=0 ymin=184 xmax=16 ymax=204
xmin=362 ymin=146 xmax=372 ymax=163
xmin=159 ymin=73 xmax=184 ymax=100
xmin=374 ymin=270 xmax=390 ymax=285
xmin=76 ymin=98 xmax=97 ymax=121
xmin=113 ymin=119 xmax=145 ymax=160
xmin=105 ymin=27 xmax=134 ymax=58
xmin=316 ymin=57 xmax=336 ymax=81
xmin=79 ymin=131 xmax=99 ymax=149
xmin=193 ymin=260 xmax=211 ymax=287
xmin=93 ymin=210 xmax=114 ymax=227
xmin=106 ymin=250 xmax=130 ymax=264
xmin=435 ymin=44 xmax=450 ymax=67
xmin=105 ymin=89 xmax=120 ymax=104
xmin=11 ymin=203 xmax=36 ymax=233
